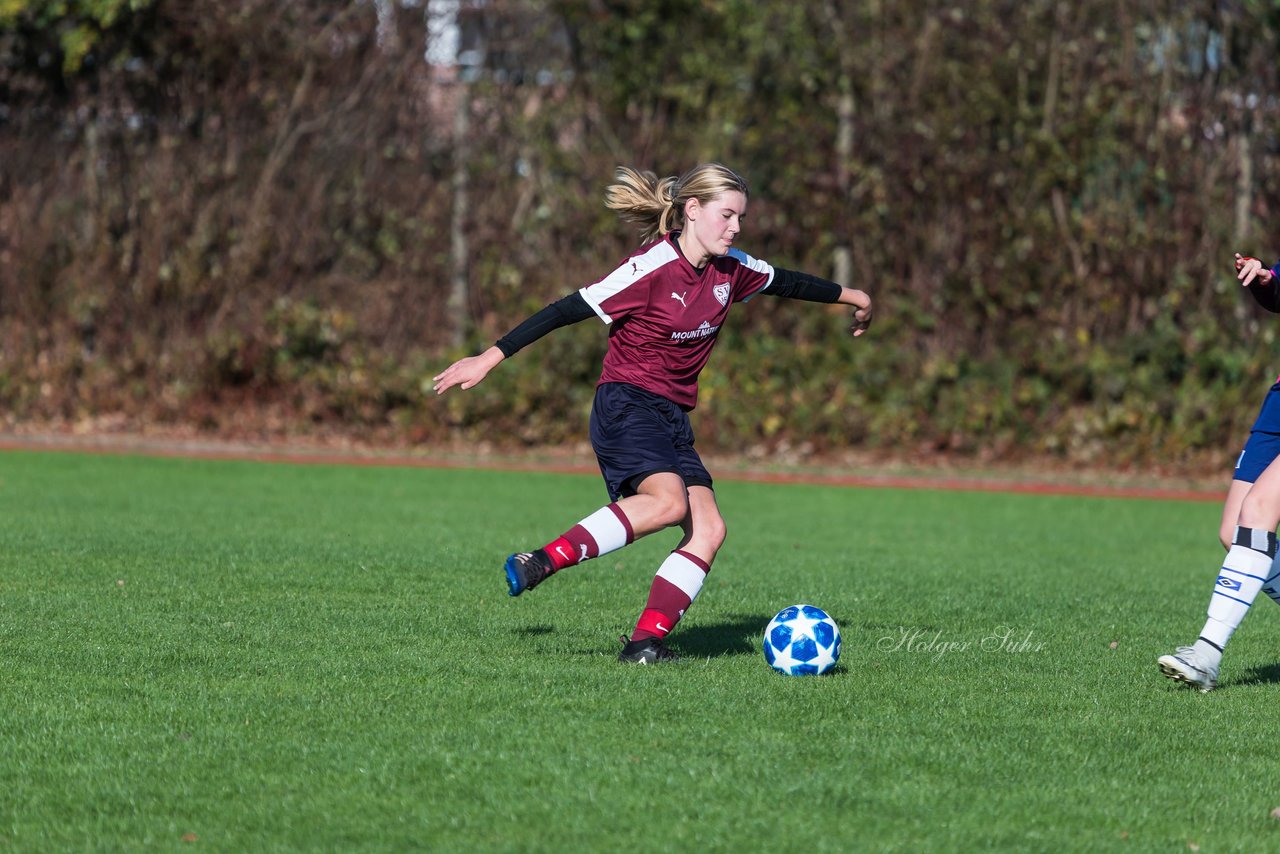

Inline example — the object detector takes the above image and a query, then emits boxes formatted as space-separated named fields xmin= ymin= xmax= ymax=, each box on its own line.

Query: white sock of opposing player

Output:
xmin=1194 ymin=526 xmax=1277 ymax=667
xmin=1260 ymin=555 xmax=1280 ymax=608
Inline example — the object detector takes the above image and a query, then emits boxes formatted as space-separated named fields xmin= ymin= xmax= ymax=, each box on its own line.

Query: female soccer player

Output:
xmin=432 ymin=162 xmax=874 ymax=664
xmin=1159 ymin=252 xmax=1280 ymax=691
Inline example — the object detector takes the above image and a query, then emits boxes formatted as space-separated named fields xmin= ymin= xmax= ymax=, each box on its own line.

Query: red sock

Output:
xmin=634 ymin=605 xmax=678 ymax=640
xmin=543 ymin=535 xmax=579 ymax=571
xmin=631 ymin=550 xmax=710 ymax=641
xmin=542 ymin=504 xmax=633 ymax=571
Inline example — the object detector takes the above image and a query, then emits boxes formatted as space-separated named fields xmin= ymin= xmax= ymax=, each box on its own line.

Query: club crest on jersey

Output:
xmin=713 ymin=283 xmax=731 ymax=306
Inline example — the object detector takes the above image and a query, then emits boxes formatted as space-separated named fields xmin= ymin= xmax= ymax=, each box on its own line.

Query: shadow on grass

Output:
xmin=1232 ymin=661 xmax=1280 ymax=687
xmin=509 ymin=617 xmax=767 ymax=656
xmin=671 ymin=614 xmax=767 ymax=658
xmin=510 ymin=616 xmax=853 ymax=671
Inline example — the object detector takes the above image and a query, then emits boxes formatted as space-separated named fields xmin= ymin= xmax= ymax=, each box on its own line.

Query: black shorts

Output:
xmin=589 ymin=382 xmax=713 ymax=501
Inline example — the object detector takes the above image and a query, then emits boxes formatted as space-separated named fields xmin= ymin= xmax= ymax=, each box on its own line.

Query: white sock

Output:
xmin=1261 ymin=555 xmax=1280 ymax=607
xmin=1196 ymin=526 xmax=1276 ymax=664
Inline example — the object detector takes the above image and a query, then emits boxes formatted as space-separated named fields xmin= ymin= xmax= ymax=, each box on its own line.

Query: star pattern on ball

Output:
xmin=786 ymin=610 xmax=824 ymax=643
xmin=763 ymin=604 xmax=841 ymax=676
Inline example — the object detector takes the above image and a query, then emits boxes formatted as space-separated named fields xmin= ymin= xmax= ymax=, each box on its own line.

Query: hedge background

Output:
xmin=4 ymin=1 xmax=1280 ymax=475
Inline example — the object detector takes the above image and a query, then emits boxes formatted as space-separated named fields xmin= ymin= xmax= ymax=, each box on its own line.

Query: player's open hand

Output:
xmin=432 ymin=346 xmax=505 ymax=395
xmin=1236 ymin=252 xmax=1273 ymax=287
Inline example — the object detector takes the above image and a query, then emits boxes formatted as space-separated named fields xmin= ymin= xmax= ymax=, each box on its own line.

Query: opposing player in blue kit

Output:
xmin=1159 ymin=252 xmax=1280 ymax=691
xmin=433 ymin=163 xmax=874 ymax=663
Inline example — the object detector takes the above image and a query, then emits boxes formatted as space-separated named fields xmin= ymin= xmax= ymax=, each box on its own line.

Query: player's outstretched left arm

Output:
xmin=838 ymin=287 xmax=873 ymax=337
xmin=764 ymin=267 xmax=873 ymax=337
xmin=433 ymin=346 xmax=505 ymax=395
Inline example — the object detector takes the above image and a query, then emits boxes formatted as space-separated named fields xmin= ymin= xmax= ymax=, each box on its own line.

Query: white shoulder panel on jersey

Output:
xmin=727 ymin=247 xmax=776 ymax=301
xmin=579 ymin=240 xmax=680 ymax=324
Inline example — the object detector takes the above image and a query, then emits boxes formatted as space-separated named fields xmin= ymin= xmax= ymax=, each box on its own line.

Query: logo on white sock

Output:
xmin=1217 ymin=576 xmax=1243 ymax=591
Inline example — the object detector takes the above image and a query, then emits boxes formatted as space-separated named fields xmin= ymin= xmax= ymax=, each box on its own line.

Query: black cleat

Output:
xmin=617 ymin=635 xmax=680 ymax=664
xmin=504 ymin=549 xmax=554 ymax=597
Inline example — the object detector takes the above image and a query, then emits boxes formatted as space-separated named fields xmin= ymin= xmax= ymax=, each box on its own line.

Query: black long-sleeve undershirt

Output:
xmin=495 ymin=292 xmax=596 ymax=357
xmin=493 ymin=267 xmax=845 ymax=357
xmin=767 ymin=267 xmax=843 ymax=303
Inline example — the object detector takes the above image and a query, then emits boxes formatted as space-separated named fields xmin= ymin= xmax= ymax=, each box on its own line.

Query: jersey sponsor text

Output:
xmin=671 ymin=320 xmax=720 ymax=341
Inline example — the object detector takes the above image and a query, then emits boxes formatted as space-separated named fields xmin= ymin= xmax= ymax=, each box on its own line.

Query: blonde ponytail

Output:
xmin=605 ymin=163 xmax=749 ymax=243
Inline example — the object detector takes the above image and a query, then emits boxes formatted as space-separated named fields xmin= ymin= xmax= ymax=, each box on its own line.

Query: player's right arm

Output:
xmin=432 ymin=345 xmax=506 ymax=394
xmin=1236 ymin=252 xmax=1280 ymax=313
xmin=432 ymin=292 xmax=596 ymax=395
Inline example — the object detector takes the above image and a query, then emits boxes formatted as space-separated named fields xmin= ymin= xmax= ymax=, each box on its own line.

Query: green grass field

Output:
xmin=4 ymin=449 xmax=1280 ymax=851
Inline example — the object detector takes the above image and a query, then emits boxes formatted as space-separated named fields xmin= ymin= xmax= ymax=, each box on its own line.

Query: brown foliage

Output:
xmin=3 ymin=1 xmax=1280 ymax=471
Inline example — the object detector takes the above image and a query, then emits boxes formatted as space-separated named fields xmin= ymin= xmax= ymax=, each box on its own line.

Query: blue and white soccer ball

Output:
xmin=763 ymin=604 xmax=841 ymax=676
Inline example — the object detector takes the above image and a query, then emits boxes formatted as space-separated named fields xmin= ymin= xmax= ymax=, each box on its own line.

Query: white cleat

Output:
xmin=1158 ymin=646 xmax=1219 ymax=693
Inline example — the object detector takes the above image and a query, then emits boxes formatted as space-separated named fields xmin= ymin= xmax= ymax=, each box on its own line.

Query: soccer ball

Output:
xmin=763 ymin=604 xmax=841 ymax=676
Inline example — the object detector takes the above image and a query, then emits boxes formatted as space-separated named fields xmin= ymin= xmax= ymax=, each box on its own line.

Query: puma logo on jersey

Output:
xmin=671 ymin=291 xmax=688 ymax=308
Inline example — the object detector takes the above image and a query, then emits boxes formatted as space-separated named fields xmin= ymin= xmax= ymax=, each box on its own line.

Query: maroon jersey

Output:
xmin=579 ymin=232 xmax=775 ymax=409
